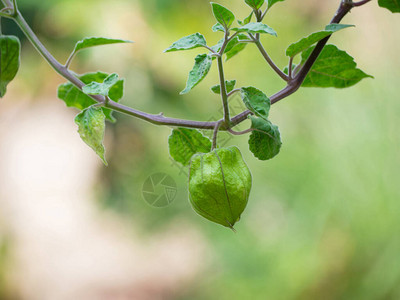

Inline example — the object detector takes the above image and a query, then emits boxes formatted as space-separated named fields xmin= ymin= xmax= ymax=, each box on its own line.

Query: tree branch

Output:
xmin=1 ymin=0 xmax=371 ymax=135
xmin=231 ymin=0 xmax=360 ymax=125
xmin=253 ymin=38 xmax=289 ymax=81
xmin=6 ymin=6 xmax=224 ymax=130
xmin=352 ymin=0 xmax=372 ymax=7
xmin=249 ymin=33 xmax=289 ymax=82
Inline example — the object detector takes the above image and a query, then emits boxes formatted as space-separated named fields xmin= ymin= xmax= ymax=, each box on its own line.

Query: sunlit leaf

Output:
xmin=378 ymin=0 xmax=400 ymax=13
xmin=301 ymin=44 xmax=373 ymax=88
xmin=238 ymin=11 xmax=253 ymax=26
xmin=245 ymin=0 xmax=265 ymax=10
xmin=164 ymin=33 xmax=207 ymax=52
xmin=82 ymin=73 xmax=119 ymax=96
xmin=233 ymin=22 xmax=277 ymax=36
xmin=211 ymin=80 xmax=237 ymax=94
xmin=75 ymin=106 xmax=107 ymax=165
xmin=0 ymin=36 xmax=20 ymax=97
xmin=248 ymin=116 xmax=282 ymax=161
xmin=267 ymin=0 xmax=285 ymax=9
xmin=212 ymin=23 xmax=225 ymax=32
xmin=168 ymin=128 xmax=212 ymax=166
xmin=181 ymin=54 xmax=213 ymax=94
xmin=240 ymin=87 xmax=271 ymax=120
xmin=286 ymin=24 xmax=354 ymax=57
xmin=211 ymin=2 xmax=235 ymax=30
xmin=73 ymin=37 xmax=132 ymax=54
xmin=58 ymin=72 xmax=124 ymax=122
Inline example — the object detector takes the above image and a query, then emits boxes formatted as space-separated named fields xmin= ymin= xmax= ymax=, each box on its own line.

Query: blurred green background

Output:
xmin=0 ymin=0 xmax=399 ymax=299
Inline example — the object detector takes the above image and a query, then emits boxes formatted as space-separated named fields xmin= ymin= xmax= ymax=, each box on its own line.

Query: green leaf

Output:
xmin=73 ymin=37 xmax=132 ymax=53
xmin=226 ymin=34 xmax=247 ymax=52
xmin=240 ymin=87 xmax=271 ymax=120
xmin=58 ymin=72 xmax=124 ymax=122
xmin=82 ymin=73 xmax=119 ymax=97
xmin=233 ymin=22 xmax=277 ymax=36
xmin=225 ymin=34 xmax=249 ymax=61
xmin=300 ymin=44 xmax=373 ymax=88
xmin=211 ymin=39 xmax=224 ymax=53
xmin=181 ymin=54 xmax=213 ymax=94
xmin=212 ymin=23 xmax=225 ymax=32
xmin=245 ymin=0 xmax=265 ymax=10
xmin=0 ymin=36 xmax=21 ymax=98
xmin=211 ymin=2 xmax=235 ymax=30
xmin=210 ymin=34 xmax=248 ymax=59
xmin=211 ymin=80 xmax=237 ymax=94
xmin=248 ymin=116 xmax=282 ymax=161
xmin=164 ymin=33 xmax=207 ymax=52
xmin=286 ymin=24 xmax=354 ymax=57
xmin=267 ymin=0 xmax=285 ymax=9
xmin=283 ymin=63 xmax=298 ymax=76
xmin=378 ymin=0 xmax=400 ymax=13
xmin=226 ymin=41 xmax=248 ymax=61
xmin=238 ymin=11 xmax=253 ymax=26
xmin=75 ymin=106 xmax=107 ymax=165
xmin=168 ymin=128 xmax=212 ymax=166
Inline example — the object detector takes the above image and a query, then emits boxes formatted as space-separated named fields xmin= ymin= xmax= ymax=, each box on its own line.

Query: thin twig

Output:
xmin=11 ymin=0 xmax=17 ymax=16
xmin=5 ymin=7 xmax=224 ymax=130
xmin=237 ymin=39 xmax=255 ymax=43
xmin=229 ymin=0 xmax=360 ymax=125
xmin=0 ymin=0 xmax=367 ymax=134
xmin=352 ymin=0 xmax=372 ymax=7
xmin=203 ymin=45 xmax=216 ymax=54
xmin=212 ymin=121 xmax=222 ymax=149
xmin=226 ymin=31 xmax=239 ymax=43
xmin=227 ymin=128 xmax=254 ymax=136
xmin=227 ymin=88 xmax=240 ymax=98
xmin=64 ymin=50 xmax=76 ymax=69
xmin=288 ymin=57 xmax=294 ymax=79
xmin=251 ymin=34 xmax=289 ymax=82
xmin=217 ymin=32 xmax=232 ymax=126
xmin=0 ymin=10 xmax=11 ymax=18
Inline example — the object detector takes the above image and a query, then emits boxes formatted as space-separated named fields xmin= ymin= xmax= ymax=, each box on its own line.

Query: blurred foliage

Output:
xmin=0 ymin=237 xmax=17 ymax=300
xmin=1 ymin=0 xmax=400 ymax=299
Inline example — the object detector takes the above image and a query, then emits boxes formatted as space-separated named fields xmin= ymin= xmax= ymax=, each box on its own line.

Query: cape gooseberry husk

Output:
xmin=188 ymin=146 xmax=252 ymax=229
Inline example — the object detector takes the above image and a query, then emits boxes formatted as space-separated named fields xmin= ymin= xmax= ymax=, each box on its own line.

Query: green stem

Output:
xmin=251 ymin=35 xmax=289 ymax=82
xmin=212 ymin=121 xmax=222 ymax=150
xmin=7 ymin=8 xmax=224 ymax=130
xmin=217 ymin=55 xmax=230 ymax=126
xmin=0 ymin=0 xmax=369 ymax=135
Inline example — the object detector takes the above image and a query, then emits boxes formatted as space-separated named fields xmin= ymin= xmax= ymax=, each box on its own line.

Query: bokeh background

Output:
xmin=0 ymin=0 xmax=399 ymax=299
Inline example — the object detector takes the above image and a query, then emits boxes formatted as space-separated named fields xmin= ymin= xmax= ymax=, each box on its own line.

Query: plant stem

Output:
xmin=217 ymin=56 xmax=230 ymax=126
xmin=352 ymin=0 xmax=372 ymax=7
xmin=227 ymin=88 xmax=240 ymax=97
xmin=212 ymin=121 xmax=222 ymax=149
xmin=5 ymin=6 xmax=223 ymax=130
xmin=251 ymin=35 xmax=289 ymax=82
xmin=0 ymin=0 xmax=10 ymax=8
xmin=216 ymin=33 xmax=232 ymax=127
xmin=232 ymin=0 xmax=363 ymax=124
xmin=227 ymin=128 xmax=254 ymax=135
xmin=64 ymin=50 xmax=76 ymax=69
xmin=292 ymin=0 xmax=353 ymax=87
xmin=11 ymin=0 xmax=16 ymax=16
xmin=288 ymin=57 xmax=294 ymax=79
xmin=0 ymin=0 xmax=370 ymax=134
